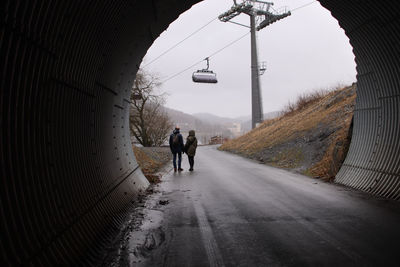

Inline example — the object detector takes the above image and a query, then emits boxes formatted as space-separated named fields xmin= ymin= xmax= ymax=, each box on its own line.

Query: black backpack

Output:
xmin=172 ymin=134 xmax=179 ymax=146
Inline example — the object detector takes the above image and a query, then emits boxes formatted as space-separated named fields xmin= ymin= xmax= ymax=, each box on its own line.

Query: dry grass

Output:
xmin=220 ymin=84 xmax=356 ymax=180
xmin=281 ymin=89 xmax=328 ymax=116
xmin=132 ymin=146 xmax=167 ymax=183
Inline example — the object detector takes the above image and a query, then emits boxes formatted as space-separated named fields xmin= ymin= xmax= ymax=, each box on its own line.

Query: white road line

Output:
xmin=193 ymin=202 xmax=225 ymax=267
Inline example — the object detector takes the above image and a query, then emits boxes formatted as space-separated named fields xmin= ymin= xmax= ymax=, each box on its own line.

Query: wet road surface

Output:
xmin=143 ymin=146 xmax=400 ymax=266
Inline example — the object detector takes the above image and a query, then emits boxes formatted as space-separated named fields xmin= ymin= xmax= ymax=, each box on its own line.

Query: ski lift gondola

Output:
xmin=192 ymin=57 xmax=218 ymax=83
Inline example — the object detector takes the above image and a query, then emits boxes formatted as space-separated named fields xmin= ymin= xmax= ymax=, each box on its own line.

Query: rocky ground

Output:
xmin=219 ymin=84 xmax=356 ymax=181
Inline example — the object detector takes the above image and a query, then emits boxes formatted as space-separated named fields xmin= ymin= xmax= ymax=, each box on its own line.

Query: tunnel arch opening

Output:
xmin=1 ymin=0 xmax=399 ymax=265
xmin=137 ymin=0 xmax=357 ymax=149
xmin=141 ymin=0 xmax=357 ymax=121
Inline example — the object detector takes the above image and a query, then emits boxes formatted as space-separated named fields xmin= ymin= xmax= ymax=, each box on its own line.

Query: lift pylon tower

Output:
xmin=219 ymin=0 xmax=291 ymax=129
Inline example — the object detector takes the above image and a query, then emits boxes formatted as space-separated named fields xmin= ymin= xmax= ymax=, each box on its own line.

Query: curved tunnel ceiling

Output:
xmin=1 ymin=0 xmax=399 ymax=265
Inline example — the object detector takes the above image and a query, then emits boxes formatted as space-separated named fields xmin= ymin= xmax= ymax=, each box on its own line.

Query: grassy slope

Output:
xmin=219 ymin=85 xmax=356 ymax=181
xmin=132 ymin=146 xmax=171 ymax=183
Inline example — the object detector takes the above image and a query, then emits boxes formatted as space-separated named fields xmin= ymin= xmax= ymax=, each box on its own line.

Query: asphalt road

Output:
xmin=143 ymin=146 xmax=400 ymax=266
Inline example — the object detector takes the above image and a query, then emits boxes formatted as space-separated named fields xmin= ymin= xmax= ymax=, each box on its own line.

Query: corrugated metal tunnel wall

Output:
xmin=319 ymin=1 xmax=400 ymax=199
xmin=0 ymin=0 xmax=196 ymax=265
xmin=0 ymin=0 xmax=399 ymax=265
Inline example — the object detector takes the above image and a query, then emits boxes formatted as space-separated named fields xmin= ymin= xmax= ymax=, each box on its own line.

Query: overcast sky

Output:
xmin=141 ymin=0 xmax=356 ymax=118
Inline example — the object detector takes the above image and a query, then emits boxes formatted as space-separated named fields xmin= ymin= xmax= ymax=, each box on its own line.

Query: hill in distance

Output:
xmin=191 ymin=113 xmax=237 ymax=125
xmin=192 ymin=112 xmax=280 ymax=133
xmin=162 ymin=107 xmax=232 ymax=144
xmin=163 ymin=107 xmax=280 ymax=143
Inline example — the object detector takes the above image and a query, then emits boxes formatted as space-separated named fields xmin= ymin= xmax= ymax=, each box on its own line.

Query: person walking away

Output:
xmin=184 ymin=130 xmax=198 ymax=171
xmin=169 ymin=127 xmax=184 ymax=172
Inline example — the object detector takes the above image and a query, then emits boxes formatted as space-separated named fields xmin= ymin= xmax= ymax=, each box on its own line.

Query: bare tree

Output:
xmin=129 ymin=69 xmax=172 ymax=147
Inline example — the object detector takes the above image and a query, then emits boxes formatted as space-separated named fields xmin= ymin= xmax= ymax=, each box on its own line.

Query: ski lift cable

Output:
xmin=291 ymin=1 xmax=317 ymax=12
xmin=143 ymin=17 xmax=218 ymax=68
xmin=208 ymin=31 xmax=250 ymax=58
xmin=144 ymin=1 xmax=315 ymax=69
xmin=161 ymin=59 xmax=205 ymax=84
xmin=161 ymin=31 xmax=250 ymax=84
xmin=159 ymin=1 xmax=317 ymax=84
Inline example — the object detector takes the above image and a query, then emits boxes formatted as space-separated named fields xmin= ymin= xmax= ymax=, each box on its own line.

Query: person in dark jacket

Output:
xmin=184 ymin=130 xmax=198 ymax=171
xmin=169 ymin=127 xmax=184 ymax=172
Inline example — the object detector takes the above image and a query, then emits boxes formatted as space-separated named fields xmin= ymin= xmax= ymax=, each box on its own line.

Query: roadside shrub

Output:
xmin=296 ymin=90 xmax=325 ymax=110
xmin=281 ymin=101 xmax=296 ymax=115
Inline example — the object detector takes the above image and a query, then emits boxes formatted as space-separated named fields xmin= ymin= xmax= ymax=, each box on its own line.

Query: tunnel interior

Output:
xmin=1 ymin=0 xmax=399 ymax=265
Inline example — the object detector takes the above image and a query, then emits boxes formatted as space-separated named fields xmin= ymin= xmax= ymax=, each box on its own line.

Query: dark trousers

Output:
xmin=188 ymin=156 xmax=194 ymax=169
xmin=173 ymin=152 xmax=182 ymax=169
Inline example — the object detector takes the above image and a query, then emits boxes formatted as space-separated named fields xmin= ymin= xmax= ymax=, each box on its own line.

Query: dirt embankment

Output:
xmin=219 ymin=84 xmax=356 ymax=181
xmin=132 ymin=146 xmax=172 ymax=183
